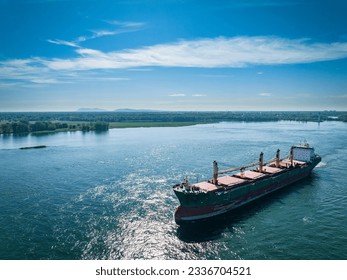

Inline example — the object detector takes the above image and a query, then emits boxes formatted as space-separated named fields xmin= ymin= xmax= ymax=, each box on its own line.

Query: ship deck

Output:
xmin=180 ymin=159 xmax=309 ymax=193
xmin=234 ymin=170 xmax=266 ymax=180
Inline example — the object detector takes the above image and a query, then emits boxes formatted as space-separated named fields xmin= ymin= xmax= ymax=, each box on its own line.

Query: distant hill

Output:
xmin=114 ymin=108 xmax=162 ymax=112
xmin=77 ymin=108 xmax=107 ymax=112
xmin=77 ymin=108 xmax=163 ymax=113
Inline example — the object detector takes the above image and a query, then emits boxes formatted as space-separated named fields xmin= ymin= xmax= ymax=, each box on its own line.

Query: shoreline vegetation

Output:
xmin=0 ymin=111 xmax=346 ymax=135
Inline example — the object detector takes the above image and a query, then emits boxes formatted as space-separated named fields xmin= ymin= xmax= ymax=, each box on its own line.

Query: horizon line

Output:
xmin=0 ymin=109 xmax=343 ymax=113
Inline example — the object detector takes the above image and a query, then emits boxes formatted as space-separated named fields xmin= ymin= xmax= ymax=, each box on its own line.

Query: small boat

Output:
xmin=173 ymin=144 xmax=321 ymax=224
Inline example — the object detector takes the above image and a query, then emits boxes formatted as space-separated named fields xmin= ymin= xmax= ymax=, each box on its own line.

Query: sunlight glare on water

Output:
xmin=1 ymin=121 xmax=347 ymax=259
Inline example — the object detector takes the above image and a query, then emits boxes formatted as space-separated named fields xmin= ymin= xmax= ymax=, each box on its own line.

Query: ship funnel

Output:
xmin=213 ymin=161 xmax=218 ymax=185
xmin=259 ymin=152 xmax=264 ymax=172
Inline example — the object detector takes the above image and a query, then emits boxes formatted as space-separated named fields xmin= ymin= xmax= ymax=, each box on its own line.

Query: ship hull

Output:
xmin=174 ymin=156 xmax=320 ymax=224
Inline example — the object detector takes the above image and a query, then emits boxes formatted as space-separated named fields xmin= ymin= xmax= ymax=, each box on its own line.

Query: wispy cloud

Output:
xmin=45 ymin=36 xmax=347 ymax=71
xmin=30 ymin=78 xmax=60 ymax=84
xmin=169 ymin=93 xmax=186 ymax=97
xmin=47 ymin=39 xmax=79 ymax=48
xmin=76 ymin=28 xmax=141 ymax=43
xmin=106 ymin=20 xmax=146 ymax=28
xmin=47 ymin=20 xmax=146 ymax=48
xmin=0 ymin=57 xmax=129 ymax=86
xmin=0 ymin=58 xmax=49 ymax=84
xmin=192 ymin=94 xmax=206 ymax=97
xmin=258 ymin=93 xmax=271 ymax=97
xmin=3 ymin=36 xmax=347 ymax=86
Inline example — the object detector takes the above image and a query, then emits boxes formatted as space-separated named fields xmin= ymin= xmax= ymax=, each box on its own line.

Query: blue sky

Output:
xmin=1 ymin=0 xmax=347 ymax=111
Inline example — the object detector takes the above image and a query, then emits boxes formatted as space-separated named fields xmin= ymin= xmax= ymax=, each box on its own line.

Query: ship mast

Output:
xmin=259 ymin=152 xmax=264 ymax=172
xmin=276 ymin=149 xmax=280 ymax=167
xmin=213 ymin=160 xmax=218 ymax=185
xmin=216 ymin=150 xmax=289 ymax=176
xmin=290 ymin=146 xmax=294 ymax=166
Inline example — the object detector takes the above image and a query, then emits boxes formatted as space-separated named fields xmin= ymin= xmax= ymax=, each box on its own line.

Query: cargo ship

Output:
xmin=173 ymin=144 xmax=321 ymax=224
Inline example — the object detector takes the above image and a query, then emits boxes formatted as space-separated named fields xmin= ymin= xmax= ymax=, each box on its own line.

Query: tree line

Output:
xmin=0 ymin=121 xmax=109 ymax=134
xmin=0 ymin=111 xmax=346 ymax=134
xmin=1 ymin=111 xmax=345 ymax=123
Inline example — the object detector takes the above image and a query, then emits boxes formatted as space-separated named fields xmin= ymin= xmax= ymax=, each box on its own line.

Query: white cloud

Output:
xmin=192 ymin=94 xmax=206 ymax=97
xmin=258 ymin=93 xmax=271 ymax=96
xmin=78 ymin=28 xmax=137 ymax=42
xmin=90 ymin=30 xmax=116 ymax=37
xmin=47 ymin=39 xmax=79 ymax=48
xmin=30 ymin=78 xmax=59 ymax=84
xmin=0 ymin=58 xmax=46 ymax=82
xmin=3 ymin=36 xmax=347 ymax=85
xmin=44 ymin=36 xmax=347 ymax=71
xmin=106 ymin=20 xmax=146 ymax=28
xmin=169 ymin=93 xmax=186 ymax=97
xmin=48 ymin=29 xmax=130 ymax=48
xmin=0 ymin=57 xmax=130 ymax=86
xmin=87 ymin=20 xmax=146 ymax=40
xmin=47 ymin=20 xmax=146 ymax=48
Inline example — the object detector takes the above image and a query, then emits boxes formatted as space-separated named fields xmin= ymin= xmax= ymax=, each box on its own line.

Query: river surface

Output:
xmin=1 ymin=121 xmax=347 ymax=259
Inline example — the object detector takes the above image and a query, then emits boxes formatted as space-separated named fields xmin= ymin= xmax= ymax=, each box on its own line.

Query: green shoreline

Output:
xmin=108 ymin=121 xmax=207 ymax=129
xmin=0 ymin=121 xmax=206 ymax=135
xmin=1 ymin=110 xmax=347 ymax=135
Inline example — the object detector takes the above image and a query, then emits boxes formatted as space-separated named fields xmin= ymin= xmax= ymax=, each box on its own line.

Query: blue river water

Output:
xmin=0 ymin=121 xmax=347 ymax=260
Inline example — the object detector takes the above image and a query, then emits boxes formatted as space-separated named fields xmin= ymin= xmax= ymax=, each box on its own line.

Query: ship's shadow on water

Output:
xmin=176 ymin=175 xmax=317 ymax=243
